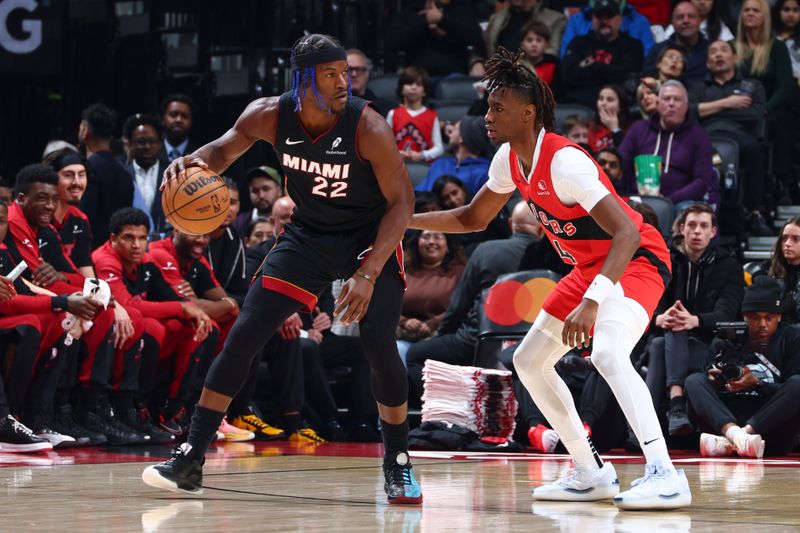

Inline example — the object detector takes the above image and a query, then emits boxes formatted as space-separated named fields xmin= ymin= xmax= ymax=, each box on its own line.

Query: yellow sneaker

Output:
xmin=288 ymin=427 xmax=327 ymax=445
xmin=230 ymin=409 xmax=285 ymax=441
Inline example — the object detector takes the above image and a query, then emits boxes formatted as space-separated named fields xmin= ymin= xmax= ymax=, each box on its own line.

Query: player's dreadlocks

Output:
xmin=290 ymin=33 xmax=351 ymax=112
xmin=483 ymin=47 xmax=556 ymax=131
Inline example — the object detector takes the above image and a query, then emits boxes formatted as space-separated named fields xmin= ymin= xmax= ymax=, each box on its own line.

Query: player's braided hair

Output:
xmin=290 ymin=34 xmax=351 ymax=112
xmin=483 ymin=47 xmax=556 ymax=131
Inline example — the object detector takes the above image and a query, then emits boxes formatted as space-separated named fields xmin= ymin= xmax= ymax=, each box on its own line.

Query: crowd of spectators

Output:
xmin=1 ymin=0 xmax=799 ymax=458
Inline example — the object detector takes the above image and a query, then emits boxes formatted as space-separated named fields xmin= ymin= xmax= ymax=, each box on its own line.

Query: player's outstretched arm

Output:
xmin=409 ymin=184 xmax=512 ymax=233
xmin=162 ymin=97 xmax=280 ymax=185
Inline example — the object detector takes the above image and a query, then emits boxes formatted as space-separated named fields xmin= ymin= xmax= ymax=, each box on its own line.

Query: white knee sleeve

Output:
xmin=591 ymin=290 xmax=673 ymax=467
xmin=513 ymin=311 xmax=595 ymax=461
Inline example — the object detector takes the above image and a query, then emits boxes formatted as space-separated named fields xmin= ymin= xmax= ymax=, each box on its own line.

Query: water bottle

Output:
xmin=725 ymin=163 xmax=736 ymax=190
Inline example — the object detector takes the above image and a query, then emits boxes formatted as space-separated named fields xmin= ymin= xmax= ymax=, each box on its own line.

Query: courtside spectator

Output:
xmin=736 ymin=0 xmax=797 ymax=203
xmin=232 ymin=165 xmax=282 ymax=239
xmin=646 ymin=204 xmax=744 ymax=436
xmin=387 ymin=67 xmax=444 ymax=163
xmin=123 ymin=114 xmax=168 ymax=236
xmin=485 ymin=0 xmax=566 ymax=57
xmin=519 ymin=19 xmax=560 ymax=89
xmin=385 ymin=0 xmax=486 ymax=76
xmin=77 ymin=103 xmax=134 ymax=248
xmin=207 ymin=178 xmax=248 ymax=306
xmin=686 ymin=276 xmax=800 ymax=457
xmin=663 ymin=0 xmax=734 ymax=42
xmin=415 ymin=116 xmax=491 ymax=195
xmin=561 ymin=0 xmax=655 ymax=57
xmin=159 ymin=94 xmax=198 ymax=164
xmin=645 ymin=2 xmax=710 ymax=83
xmin=689 ymin=40 xmax=770 ymax=232
xmin=588 ymin=84 xmax=631 ymax=152
xmin=618 ymin=80 xmax=718 ymax=211
xmin=561 ymin=0 xmax=645 ymax=108
xmin=773 ymin=0 xmax=800 ymax=81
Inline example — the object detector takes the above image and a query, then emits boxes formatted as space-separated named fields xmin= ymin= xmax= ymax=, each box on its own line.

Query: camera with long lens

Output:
xmin=712 ymin=322 xmax=748 ymax=383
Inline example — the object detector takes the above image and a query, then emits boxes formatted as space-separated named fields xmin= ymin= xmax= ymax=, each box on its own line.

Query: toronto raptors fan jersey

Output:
xmin=274 ymin=93 xmax=387 ymax=233
xmin=486 ymin=130 xmax=668 ymax=278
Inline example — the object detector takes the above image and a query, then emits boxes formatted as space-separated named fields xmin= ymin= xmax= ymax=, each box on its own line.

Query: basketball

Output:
xmin=161 ymin=167 xmax=230 ymax=235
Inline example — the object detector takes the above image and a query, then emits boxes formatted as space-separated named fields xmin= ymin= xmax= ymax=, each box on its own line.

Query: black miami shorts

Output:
xmin=254 ymin=221 xmax=404 ymax=312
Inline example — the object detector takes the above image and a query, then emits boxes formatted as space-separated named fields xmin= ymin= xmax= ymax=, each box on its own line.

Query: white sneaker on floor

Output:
xmin=613 ymin=461 xmax=692 ymax=510
xmin=532 ymin=462 xmax=619 ymax=502
xmin=731 ymin=432 xmax=765 ymax=459
xmin=700 ymin=433 xmax=734 ymax=457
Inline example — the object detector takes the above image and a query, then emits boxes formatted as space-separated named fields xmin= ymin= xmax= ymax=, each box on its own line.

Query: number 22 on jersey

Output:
xmin=311 ymin=176 xmax=348 ymax=198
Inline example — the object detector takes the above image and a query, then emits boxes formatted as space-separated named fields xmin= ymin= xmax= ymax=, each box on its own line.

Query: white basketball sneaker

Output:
xmin=532 ymin=462 xmax=620 ymax=502
xmin=699 ymin=433 xmax=735 ymax=457
xmin=731 ymin=431 xmax=765 ymax=459
xmin=613 ymin=461 xmax=692 ymax=510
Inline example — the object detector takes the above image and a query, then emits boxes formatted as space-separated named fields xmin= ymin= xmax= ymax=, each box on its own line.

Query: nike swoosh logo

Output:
xmin=643 ymin=438 xmax=660 ymax=446
xmin=285 ymin=138 xmax=304 ymax=145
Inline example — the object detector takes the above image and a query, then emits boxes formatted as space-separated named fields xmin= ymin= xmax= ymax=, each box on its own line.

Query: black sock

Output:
xmin=186 ymin=405 xmax=225 ymax=458
xmin=281 ymin=413 xmax=301 ymax=435
xmin=381 ymin=419 xmax=409 ymax=465
xmin=669 ymin=395 xmax=686 ymax=409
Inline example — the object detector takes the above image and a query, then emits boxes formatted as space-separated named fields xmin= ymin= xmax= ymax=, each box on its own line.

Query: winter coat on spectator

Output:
xmin=560 ymin=4 xmax=655 ymax=57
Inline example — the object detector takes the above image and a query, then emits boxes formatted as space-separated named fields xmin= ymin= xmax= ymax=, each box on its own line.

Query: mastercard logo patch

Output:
xmin=484 ymin=278 xmax=559 ymax=326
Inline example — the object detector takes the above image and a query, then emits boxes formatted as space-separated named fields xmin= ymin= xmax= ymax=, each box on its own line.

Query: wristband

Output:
xmin=355 ymin=271 xmax=376 ymax=286
xmin=583 ymin=274 xmax=614 ymax=305
xmin=51 ymin=295 xmax=69 ymax=313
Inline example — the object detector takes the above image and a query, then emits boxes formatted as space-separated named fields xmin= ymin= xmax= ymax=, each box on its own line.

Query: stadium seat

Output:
xmin=405 ymin=162 xmax=430 ymax=187
xmin=435 ymin=76 xmax=481 ymax=102
xmin=431 ymin=101 xmax=471 ymax=125
xmin=473 ymin=269 xmax=562 ymax=367
xmin=367 ymin=74 xmax=399 ymax=100
xmin=637 ymin=195 xmax=675 ymax=238
xmin=554 ymin=104 xmax=593 ymax=133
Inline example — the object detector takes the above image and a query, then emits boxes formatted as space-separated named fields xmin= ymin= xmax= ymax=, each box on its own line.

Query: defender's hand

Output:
xmin=161 ymin=155 xmax=209 ymax=190
xmin=562 ymin=299 xmax=598 ymax=348
xmin=334 ymin=275 xmax=375 ymax=325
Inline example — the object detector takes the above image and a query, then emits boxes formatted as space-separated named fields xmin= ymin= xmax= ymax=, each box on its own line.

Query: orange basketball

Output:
xmin=162 ymin=167 xmax=230 ymax=235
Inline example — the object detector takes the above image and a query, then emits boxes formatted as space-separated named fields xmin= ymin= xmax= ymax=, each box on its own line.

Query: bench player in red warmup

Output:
xmin=410 ymin=48 xmax=691 ymax=511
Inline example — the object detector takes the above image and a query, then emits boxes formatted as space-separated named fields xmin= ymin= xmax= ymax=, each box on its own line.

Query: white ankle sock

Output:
xmin=725 ymin=426 xmax=746 ymax=442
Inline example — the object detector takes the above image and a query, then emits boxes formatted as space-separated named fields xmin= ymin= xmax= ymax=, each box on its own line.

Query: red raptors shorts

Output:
xmin=542 ymin=256 xmax=669 ymax=322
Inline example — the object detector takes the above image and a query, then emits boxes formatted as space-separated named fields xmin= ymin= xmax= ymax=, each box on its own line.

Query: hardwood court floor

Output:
xmin=1 ymin=442 xmax=799 ymax=532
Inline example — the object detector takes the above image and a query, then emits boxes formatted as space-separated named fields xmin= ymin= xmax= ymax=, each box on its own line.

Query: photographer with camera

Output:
xmin=684 ymin=276 xmax=800 ymax=458
xmin=646 ymin=203 xmax=744 ymax=436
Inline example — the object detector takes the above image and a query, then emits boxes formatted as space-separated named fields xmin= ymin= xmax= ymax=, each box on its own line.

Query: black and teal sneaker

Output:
xmin=383 ymin=452 xmax=422 ymax=504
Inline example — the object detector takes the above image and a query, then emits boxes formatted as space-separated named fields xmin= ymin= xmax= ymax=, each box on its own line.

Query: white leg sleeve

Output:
xmin=591 ymin=285 xmax=673 ymax=468
xmin=513 ymin=311 xmax=602 ymax=471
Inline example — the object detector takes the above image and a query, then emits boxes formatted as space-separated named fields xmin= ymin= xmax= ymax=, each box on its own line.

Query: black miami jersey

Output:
xmin=274 ymin=93 xmax=386 ymax=233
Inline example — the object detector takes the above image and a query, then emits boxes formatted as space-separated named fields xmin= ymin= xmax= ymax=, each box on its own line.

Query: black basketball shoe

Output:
xmin=383 ymin=451 xmax=423 ymax=504
xmin=142 ymin=442 xmax=205 ymax=494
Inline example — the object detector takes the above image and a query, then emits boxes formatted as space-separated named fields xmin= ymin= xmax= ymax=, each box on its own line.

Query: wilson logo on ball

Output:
xmin=183 ymin=174 xmax=221 ymax=196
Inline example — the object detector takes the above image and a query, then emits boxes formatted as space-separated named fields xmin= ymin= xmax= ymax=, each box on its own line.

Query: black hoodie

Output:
xmin=655 ymin=244 xmax=744 ymax=342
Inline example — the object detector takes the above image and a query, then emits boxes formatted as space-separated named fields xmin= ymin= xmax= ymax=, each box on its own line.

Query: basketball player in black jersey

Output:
xmin=142 ymin=34 xmax=421 ymax=504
